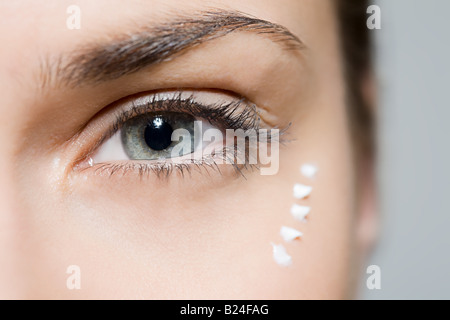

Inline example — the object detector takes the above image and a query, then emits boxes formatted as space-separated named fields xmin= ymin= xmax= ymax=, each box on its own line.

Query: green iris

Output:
xmin=121 ymin=112 xmax=197 ymax=160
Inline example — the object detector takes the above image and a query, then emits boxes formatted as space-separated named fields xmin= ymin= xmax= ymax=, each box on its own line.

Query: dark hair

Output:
xmin=336 ymin=0 xmax=374 ymax=156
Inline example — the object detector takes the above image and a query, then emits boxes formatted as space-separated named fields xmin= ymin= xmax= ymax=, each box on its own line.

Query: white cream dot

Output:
xmin=293 ymin=183 xmax=313 ymax=199
xmin=301 ymin=164 xmax=318 ymax=178
xmin=290 ymin=204 xmax=311 ymax=221
xmin=271 ymin=243 xmax=292 ymax=267
xmin=280 ymin=226 xmax=303 ymax=242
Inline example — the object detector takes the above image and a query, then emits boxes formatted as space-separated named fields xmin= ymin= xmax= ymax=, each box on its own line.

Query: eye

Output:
xmin=76 ymin=90 xmax=285 ymax=178
xmin=121 ymin=112 xmax=199 ymax=160
xmin=89 ymin=91 xmax=257 ymax=166
xmin=93 ymin=111 xmax=215 ymax=163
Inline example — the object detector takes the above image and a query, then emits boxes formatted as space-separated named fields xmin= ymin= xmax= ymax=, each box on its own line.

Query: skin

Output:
xmin=0 ymin=0 xmax=376 ymax=299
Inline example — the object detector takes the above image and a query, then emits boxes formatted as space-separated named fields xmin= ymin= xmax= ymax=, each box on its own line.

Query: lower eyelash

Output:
xmin=76 ymin=120 xmax=291 ymax=180
xmin=86 ymin=153 xmax=259 ymax=180
xmin=81 ymin=135 xmax=279 ymax=179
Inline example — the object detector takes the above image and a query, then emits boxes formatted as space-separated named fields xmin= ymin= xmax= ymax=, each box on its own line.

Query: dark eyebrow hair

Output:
xmin=40 ymin=10 xmax=303 ymax=89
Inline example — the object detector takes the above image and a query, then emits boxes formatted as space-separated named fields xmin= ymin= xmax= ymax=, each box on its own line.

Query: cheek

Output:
xmin=245 ymin=103 xmax=356 ymax=299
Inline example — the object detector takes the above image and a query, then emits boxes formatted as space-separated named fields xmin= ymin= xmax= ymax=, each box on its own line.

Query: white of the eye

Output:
xmin=92 ymin=130 xmax=129 ymax=162
xmin=193 ymin=120 xmax=217 ymax=153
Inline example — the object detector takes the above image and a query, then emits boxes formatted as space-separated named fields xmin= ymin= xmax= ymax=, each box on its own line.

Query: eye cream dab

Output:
xmin=280 ymin=226 xmax=303 ymax=242
xmin=271 ymin=243 xmax=292 ymax=267
xmin=293 ymin=183 xmax=312 ymax=199
xmin=301 ymin=164 xmax=318 ymax=179
xmin=290 ymin=204 xmax=310 ymax=221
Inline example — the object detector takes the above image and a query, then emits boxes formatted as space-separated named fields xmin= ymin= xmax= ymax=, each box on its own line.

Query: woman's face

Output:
xmin=0 ymin=0 xmax=375 ymax=299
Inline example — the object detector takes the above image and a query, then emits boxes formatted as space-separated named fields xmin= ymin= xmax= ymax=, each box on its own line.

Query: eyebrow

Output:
xmin=40 ymin=9 xmax=303 ymax=89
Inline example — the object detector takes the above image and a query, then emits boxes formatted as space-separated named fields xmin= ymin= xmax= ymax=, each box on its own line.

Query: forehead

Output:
xmin=0 ymin=0 xmax=339 ymax=113
xmin=0 ymin=0 xmax=334 ymax=62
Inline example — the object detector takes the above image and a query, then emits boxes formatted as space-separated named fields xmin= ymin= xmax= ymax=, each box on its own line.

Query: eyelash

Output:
xmin=75 ymin=92 xmax=287 ymax=179
xmin=109 ymin=93 xmax=261 ymax=138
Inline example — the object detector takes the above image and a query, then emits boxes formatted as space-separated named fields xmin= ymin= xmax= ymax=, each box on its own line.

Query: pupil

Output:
xmin=144 ymin=117 xmax=173 ymax=151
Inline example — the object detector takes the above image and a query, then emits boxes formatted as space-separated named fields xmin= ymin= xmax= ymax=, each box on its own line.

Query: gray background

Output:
xmin=361 ymin=0 xmax=450 ymax=299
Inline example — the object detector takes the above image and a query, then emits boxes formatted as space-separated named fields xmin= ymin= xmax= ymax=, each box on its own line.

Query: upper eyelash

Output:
xmin=108 ymin=92 xmax=261 ymax=140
